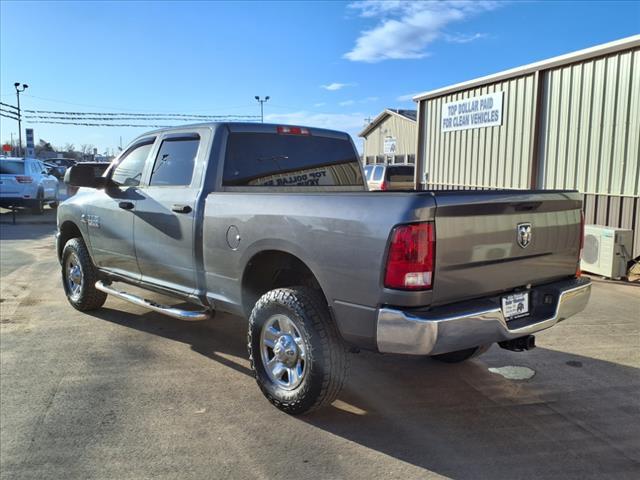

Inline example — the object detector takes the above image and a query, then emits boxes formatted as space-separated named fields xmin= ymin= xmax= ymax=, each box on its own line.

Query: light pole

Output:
xmin=254 ymin=96 xmax=270 ymax=123
xmin=14 ymin=82 xmax=28 ymax=156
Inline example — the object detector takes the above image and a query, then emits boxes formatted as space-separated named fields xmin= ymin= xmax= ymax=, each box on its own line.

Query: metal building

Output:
xmin=359 ymin=109 xmax=417 ymax=165
xmin=414 ymin=35 xmax=640 ymax=257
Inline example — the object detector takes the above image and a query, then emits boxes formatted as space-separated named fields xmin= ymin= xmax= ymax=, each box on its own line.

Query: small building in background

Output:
xmin=414 ymin=35 xmax=640 ymax=258
xmin=359 ymin=109 xmax=417 ymax=165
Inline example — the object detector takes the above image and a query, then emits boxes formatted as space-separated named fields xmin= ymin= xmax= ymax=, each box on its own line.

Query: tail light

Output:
xmin=384 ymin=222 xmax=435 ymax=290
xmin=577 ymin=210 xmax=585 ymax=277
xmin=277 ymin=126 xmax=310 ymax=135
xmin=379 ymin=180 xmax=387 ymax=191
xmin=15 ymin=176 xmax=33 ymax=183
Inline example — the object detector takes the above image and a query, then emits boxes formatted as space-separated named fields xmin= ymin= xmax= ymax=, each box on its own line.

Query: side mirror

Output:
xmin=64 ymin=163 xmax=109 ymax=188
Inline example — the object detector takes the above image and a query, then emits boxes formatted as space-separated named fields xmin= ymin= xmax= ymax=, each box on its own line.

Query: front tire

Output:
xmin=61 ymin=237 xmax=107 ymax=311
xmin=248 ymin=287 xmax=348 ymax=415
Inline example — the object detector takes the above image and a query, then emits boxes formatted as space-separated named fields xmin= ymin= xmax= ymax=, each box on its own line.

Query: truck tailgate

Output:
xmin=431 ymin=191 xmax=582 ymax=306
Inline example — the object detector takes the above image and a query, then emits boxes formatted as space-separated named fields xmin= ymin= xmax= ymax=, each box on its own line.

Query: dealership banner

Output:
xmin=441 ymin=91 xmax=503 ymax=133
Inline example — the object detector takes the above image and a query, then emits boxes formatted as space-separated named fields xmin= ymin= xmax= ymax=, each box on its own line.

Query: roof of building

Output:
xmin=413 ymin=34 xmax=640 ymax=102
xmin=358 ymin=108 xmax=417 ymax=138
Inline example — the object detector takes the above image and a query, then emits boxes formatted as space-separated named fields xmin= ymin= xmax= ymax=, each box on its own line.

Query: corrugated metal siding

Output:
xmin=362 ymin=114 xmax=417 ymax=158
xmin=538 ymin=48 xmax=640 ymax=196
xmin=422 ymin=74 xmax=536 ymax=189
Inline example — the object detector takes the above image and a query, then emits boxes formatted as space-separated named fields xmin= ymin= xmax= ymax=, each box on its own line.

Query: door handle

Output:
xmin=118 ymin=201 xmax=134 ymax=210
xmin=171 ymin=204 xmax=192 ymax=214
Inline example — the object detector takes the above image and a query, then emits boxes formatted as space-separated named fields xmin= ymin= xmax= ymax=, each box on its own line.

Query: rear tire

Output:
xmin=61 ymin=237 xmax=107 ymax=311
xmin=31 ymin=190 xmax=44 ymax=215
xmin=248 ymin=286 xmax=348 ymax=415
xmin=431 ymin=344 xmax=491 ymax=363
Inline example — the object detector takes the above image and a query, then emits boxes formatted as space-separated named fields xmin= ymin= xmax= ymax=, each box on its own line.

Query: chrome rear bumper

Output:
xmin=376 ymin=278 xmax=591 ymax=355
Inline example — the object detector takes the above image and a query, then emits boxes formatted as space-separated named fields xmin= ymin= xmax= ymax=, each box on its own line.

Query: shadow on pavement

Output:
xmin=0 ymin=207 xmax=57 ymax=225
xmin=88 ymin=305 xmax=640 ymax=479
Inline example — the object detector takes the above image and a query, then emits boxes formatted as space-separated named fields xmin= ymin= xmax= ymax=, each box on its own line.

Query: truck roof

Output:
xmin=135 ymin=122 xmax=352 ymax=143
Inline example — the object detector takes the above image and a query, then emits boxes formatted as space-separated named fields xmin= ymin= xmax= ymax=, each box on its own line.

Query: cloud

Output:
xmin=444 ymin=32 xmax=488 ymax=43
xmin=321 ymin=82 xmax=356 ymax=91
xmin=314 ymin=102 xmax=327 ymax=107
xmin=339 ymin=100 xmax=356 ymax=106
xmin=344 ymin=1 xmax=499 ymax=63
xmin=397 ymin=92 xmax=420 ymax=102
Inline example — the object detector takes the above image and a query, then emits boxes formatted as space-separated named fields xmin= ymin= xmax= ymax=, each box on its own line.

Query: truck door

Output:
xmin=133 ymin=132 xmax=203 ymax=296
xmin=85 ymin=140 xmax=155 ymax=280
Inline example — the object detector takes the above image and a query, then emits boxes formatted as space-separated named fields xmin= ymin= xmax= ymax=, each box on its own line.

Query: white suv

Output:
xmin=0 ymin=157 xmax=59 ymax=213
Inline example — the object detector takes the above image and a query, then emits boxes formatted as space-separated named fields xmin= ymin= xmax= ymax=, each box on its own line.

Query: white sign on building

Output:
xmin=441 ymin=91 xmax=503 ymax=133
xmin=383 ymin=136 xmax=397 ymax=154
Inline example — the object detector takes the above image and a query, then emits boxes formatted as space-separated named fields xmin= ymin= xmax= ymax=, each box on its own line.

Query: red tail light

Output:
xmin=16 ymin=176 xmax=33 ymax=183
xmin=277 ymin=126 xmax=310 ymax=135
xmin=577 ymin=210 xmax=585 ymax=277
xmin=379 ymin=180 xmax=387 ymax=191
xmin=384 ymin=222 xmax=435 ymax=290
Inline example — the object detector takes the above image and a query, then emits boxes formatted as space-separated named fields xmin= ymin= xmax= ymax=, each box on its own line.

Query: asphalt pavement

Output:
xmin=1 ymin=223 xmax=639 ymax=479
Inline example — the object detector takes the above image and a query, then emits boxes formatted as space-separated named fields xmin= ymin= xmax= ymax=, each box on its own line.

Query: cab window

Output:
xmin=149 ymin=136 xmax=200 ymax=186
xmin=111 ymin=142 xmax=154 ymax=187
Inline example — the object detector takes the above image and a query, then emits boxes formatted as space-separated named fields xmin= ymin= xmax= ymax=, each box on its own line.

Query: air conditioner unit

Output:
xmin=581 ymin=225 xmax=633 ymax=279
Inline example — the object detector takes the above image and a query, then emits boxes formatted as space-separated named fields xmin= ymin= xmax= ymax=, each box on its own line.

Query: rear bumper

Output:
xmin=376 ymin=277 xmax=591 ymax=355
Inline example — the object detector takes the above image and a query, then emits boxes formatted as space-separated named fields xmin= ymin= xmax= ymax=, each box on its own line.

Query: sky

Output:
xmin=1 ymin=0 xmax=639 ymax=154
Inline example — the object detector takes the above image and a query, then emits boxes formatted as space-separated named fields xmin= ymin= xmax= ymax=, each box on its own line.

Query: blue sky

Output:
xmin=1 ymin=0 xmax=639 ymax=153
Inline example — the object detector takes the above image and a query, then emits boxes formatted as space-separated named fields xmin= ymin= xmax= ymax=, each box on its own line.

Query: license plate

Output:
xmin=501 ymin=292 xmax=529 ymax=320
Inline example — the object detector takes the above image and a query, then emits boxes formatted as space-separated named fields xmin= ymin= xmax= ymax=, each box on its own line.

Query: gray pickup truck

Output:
xmin=57 ymin=122 xmax=591 ymax=414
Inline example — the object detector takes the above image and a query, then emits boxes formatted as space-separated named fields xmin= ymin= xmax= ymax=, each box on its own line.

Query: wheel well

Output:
xmin=57 ymin=221 xmax=83 ymax=261
xmin=241 ymin=250 xmax=325 ymax=317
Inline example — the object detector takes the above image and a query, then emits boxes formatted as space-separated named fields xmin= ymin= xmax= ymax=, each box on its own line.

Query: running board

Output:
xmin=95 ymin=281 xmax=211 ymax=321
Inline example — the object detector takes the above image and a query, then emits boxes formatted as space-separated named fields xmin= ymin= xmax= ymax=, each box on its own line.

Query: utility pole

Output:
xmin=254 ymin=96 xmax=270 ymax=123
xmin=14 ymin=82 xmax=28 ymax=156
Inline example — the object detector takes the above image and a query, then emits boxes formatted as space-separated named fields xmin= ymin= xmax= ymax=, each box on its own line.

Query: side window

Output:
xmin=149 ymin=137 xmax=199 ymax=187
xmin=111 ymin=142 xmax=154 ymax=187
xmin=372 ymin=166 xmax=384 ymax=181
xmin=363 ymin=165 xmax=373 ymax=180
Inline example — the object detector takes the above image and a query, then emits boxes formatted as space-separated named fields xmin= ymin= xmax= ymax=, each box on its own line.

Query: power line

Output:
xmin=1 ymin=112 xmax=20 ymax=122
xmin=24 ymin=114 xmax=259 ymax=121
xmin=23 ymin=108 xmax=260 ymax=119
xmin=24 ymin=119 xmax=173 ymax=128
xmin=18 ymin=93 xmax=258 ymax=114
xmin=0 ymin=102 xmax=19 ymax=111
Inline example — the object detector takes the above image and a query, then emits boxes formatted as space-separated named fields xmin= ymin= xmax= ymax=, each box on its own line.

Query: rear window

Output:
xmin=386 ymin=165 xmax=414 ymax=182
xmin=223 ymin=133 xmax=363 ymax=187
xmin=372 ymin=166 xmax=384 ymax=181
xmin=0 ymin=161 xmax=25 ymax=175
xmin=363 ymin=165 xmax=373 ymax=180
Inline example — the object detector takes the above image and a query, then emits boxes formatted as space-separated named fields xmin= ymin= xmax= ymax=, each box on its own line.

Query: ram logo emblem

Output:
xmin=517 ymin=223 xmax=532 ymax=248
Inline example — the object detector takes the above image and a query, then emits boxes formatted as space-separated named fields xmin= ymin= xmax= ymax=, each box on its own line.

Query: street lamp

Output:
xmin=255 ymin=95 xmax=270 ymax=123
xmin=14 ymin=82 xmax=28 ymax=156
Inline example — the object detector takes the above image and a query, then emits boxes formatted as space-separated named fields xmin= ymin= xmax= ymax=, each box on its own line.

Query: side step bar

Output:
xmin=95 ymin=281 xmax=211 ymax=321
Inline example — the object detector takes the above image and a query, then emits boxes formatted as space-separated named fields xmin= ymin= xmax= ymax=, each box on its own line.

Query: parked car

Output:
xmin=365 ymin=163 xmax=415 ymax=190
xmin=0 ymin=157 xmax=59 ymax=213
xmin=57 ymin=123 xmax=590 ymax=414
xmin=44 ymin=162 xmax=67 ymax=180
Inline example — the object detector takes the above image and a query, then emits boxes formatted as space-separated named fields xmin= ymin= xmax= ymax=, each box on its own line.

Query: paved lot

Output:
xmin=1 ymin=223 xmax=639 ymax=479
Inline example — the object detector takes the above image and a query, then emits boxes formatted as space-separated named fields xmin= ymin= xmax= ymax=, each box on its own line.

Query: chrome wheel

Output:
xmin=65 ymin=253 xmax=83 ymax=300
xmin=260 ymin=314 xmax=307 ymax=390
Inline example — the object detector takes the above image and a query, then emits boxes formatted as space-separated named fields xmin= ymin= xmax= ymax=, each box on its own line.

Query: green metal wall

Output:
xmin=422 ymin=74 xmax=536 ymax=189
xmin=537 ymin=48 xmax=639 ymax=197
xmin=362 ymin=114 xmax=417 ymax=159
